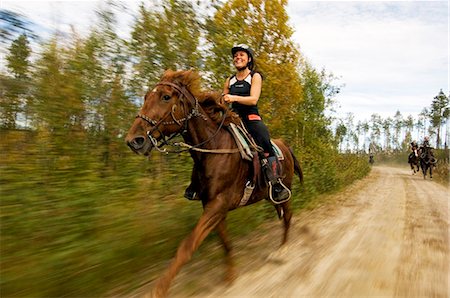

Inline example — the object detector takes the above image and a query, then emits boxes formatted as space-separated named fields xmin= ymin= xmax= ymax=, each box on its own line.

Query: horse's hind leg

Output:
xmin=279 ymin=202 xmax=292 ymax=246
xmin=216 ymin=219 xmax=236 ymax=283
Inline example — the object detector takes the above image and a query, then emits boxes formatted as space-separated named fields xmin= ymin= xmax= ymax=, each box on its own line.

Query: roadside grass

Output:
xmin=1 ymin=140 xmax=371 ymax=297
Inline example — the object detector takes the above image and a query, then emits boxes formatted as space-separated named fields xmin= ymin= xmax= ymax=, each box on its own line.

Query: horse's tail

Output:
xmin=289 ymin=147 xmax=303 ymax=184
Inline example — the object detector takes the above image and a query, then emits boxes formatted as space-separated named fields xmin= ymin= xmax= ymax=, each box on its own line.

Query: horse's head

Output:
xmin=125 ymin=70 xmax=203 ymax=155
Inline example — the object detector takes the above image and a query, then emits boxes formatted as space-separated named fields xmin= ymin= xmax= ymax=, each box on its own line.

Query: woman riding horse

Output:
xmin=419 ymin=136 xmax=437 ymax=179
xmin=125 ymin=69 xmax=303 ymax=297
xmin=185 ymin=44 xmax=289 ymax=202
xmin=408 ymin=141 xmax=420 ymax=173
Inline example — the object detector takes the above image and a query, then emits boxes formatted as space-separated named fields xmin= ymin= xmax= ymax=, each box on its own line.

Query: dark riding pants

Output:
xmin=243 ymin=118 xmax=275 ymax=157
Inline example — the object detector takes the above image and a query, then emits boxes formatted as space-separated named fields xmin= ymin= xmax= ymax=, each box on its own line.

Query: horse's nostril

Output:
xmin=128 ymin=136 xmax=145 ymax=150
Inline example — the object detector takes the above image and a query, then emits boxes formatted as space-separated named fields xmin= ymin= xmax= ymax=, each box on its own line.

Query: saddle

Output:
xmin=228 ymin=121 xmax=284 ymax=161
xmin=227 ymin=121 xmax=286 ymax=206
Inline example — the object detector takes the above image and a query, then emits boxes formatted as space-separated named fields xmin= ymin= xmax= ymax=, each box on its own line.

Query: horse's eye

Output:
xmin=162 ymin=94 xmax=171 ymax=102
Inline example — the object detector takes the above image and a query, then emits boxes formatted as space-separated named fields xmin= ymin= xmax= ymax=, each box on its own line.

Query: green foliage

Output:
xmin=129 ymin=0 xmax=201 ymax=97
xmin=429 ymin=90 xmax=449 ymax=148
xmin=1 ymin=34 xmax=31 ymax=129
xmin=433 ymin=149 xmax=450 ymax=184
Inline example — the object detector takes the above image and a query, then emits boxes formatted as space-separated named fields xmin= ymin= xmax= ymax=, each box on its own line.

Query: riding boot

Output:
xmin=262 ymin=156 xmax=290 ymax=203
xmin=184 ymin=183 xmax=198 ymax=200
xmin=184 ymin=166 xmax=200 ymax=200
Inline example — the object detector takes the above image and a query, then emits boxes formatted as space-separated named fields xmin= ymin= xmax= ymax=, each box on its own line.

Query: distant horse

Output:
xmin=419 ymin=146 xmax=436 ymax=179
xmin=125 ymin=70 xmax=303 ymax=297
xmin=369 ymin=154 xmax=374 ymax=165
xmin=408 ymin=152 xmax=420 ymax=174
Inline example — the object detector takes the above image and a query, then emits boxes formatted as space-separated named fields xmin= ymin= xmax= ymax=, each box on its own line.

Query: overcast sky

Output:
xmin=1 ymin=0 xmax=448 ymax=122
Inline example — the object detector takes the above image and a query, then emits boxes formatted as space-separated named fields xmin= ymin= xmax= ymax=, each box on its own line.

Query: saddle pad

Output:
xmin=229 ymin=123 xmax=253 ymax=161
xmin=271 ymin=141 xmax=284 ymax=160
xmin=229 ymin=123 xmax=284 ymax=161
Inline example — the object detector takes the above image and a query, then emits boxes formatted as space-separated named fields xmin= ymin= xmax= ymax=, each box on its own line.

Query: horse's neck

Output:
xmin=183 ymin=114 xmax=232 ymax=153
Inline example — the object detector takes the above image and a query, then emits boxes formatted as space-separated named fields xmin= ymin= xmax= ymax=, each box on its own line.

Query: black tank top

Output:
xmin=229 ymin=72 xmax=259 ymax=118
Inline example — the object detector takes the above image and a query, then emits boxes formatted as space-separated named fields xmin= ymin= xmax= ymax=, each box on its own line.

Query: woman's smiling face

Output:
xmin=233 ymin=51 xmax=250 ymax=69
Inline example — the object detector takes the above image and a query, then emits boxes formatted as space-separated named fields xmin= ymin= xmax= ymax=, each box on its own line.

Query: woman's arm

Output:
xmin=223 ymin=73 xmax=262 ymax=106
xmin=223 ymin=77 xmax=230 ymax=95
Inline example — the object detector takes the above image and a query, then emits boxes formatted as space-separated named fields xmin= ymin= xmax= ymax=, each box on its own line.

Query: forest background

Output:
xmin=1 ymin=0 xmax=448 ymax=297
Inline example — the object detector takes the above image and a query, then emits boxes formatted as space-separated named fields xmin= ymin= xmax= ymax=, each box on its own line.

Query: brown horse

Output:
xmin=408 ymin=152 xmax=420 ymax=174
xmin=419 ymin=146 xmax=437 ymax=179
xmin=125 ymin=70 xmax=303 ymax=297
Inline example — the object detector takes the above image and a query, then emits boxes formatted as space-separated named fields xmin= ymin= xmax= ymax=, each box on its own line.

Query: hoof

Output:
xmin=225 ymin=268 xmax=238 ymax=284
xmin=152 ymin=280 xmax=170 ymax=298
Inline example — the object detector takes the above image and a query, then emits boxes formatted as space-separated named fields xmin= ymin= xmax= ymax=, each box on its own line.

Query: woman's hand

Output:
xmin=223 ymin=94 xmax=236 ymax=103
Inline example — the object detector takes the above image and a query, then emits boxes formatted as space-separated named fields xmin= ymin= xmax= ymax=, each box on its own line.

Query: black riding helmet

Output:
xmin=231 ymin=44 xmax=255 ymax=70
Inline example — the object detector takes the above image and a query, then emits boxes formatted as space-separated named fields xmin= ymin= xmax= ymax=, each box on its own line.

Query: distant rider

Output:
xmin=411 ymin=141 xmax=418 ymax=156
xmin=421 ymin=136 xmax=431 ymax=149
xmin=420 ymin=136 xmax=435 ymax=158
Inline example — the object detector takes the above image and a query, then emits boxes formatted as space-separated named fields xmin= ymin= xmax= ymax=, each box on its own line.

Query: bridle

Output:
xmin=135 ymin=81 xmax=235 ymax=154
xmin=136 ymin=81 xmax=206 ymax=152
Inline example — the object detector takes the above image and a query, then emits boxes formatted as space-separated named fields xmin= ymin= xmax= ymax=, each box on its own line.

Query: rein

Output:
xmin=136 ymin=82 xmax=239 ymax=155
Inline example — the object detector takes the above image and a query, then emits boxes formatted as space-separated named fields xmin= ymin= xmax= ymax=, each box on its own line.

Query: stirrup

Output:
xmin=268 ymin=179 xmax=291 ymax=205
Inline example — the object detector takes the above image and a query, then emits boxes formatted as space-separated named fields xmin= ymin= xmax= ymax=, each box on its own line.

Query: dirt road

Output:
xmin=163 ymin=166 xmax=449 ymax=297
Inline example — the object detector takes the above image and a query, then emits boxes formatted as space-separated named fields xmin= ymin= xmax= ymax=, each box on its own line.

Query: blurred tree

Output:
xmin=404 ymin=115 xmax=414 ymax=138
xmin=335 ymin=121 xmax=347 ymax=152
xmin=5 ymin=34 xmax=31 ymax=80
xmin=403 ymin=114 xmax=414 ymax=150
xmin=128 ymin=0 xmax=201 ymax=98
xmin=296 ymin=62 xmax=338 ymax=149
xmin=382 ymin=117 xmax=392 ymax=151
xmin=162 ymin=0 xmax=201 ymax=69
xmin=1 ymin=34 xmax=31 ymax=128
xmin=418 ymin=108 xmax=428 ymax=140
xmin=31 ymin=39 xmax=66 ymax=132
xmin=128 ymin=4 xmax=161 ymax=97
xmin=370 ymin=113 xmax=382 ymax=149
xmin=344 ymin=112 xmax=355 ymax=151
xmin=393 ymin=110 xmax=403 ymax=150
xmin=429 ymin=89 xmax=449 ymax=148
xmin=361 ymin=120 xmax=369 ymax=152
xmin=86 ymin=2 xmax=136 ymax=170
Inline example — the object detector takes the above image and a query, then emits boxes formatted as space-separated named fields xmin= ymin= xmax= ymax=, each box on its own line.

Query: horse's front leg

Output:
xmin=152 ymin=199 xmax=227 ymax=298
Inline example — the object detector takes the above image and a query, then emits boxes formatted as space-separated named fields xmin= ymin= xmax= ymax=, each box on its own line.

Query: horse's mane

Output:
xmin=161 ymin=70 xmax=240 ymax=126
